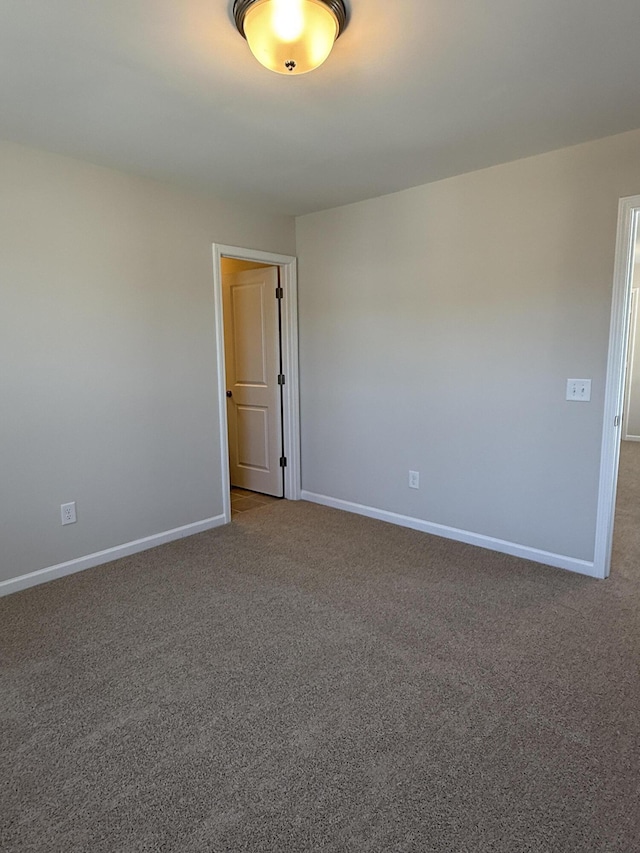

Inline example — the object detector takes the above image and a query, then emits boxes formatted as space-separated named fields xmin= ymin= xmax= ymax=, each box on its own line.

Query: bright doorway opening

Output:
xmin=595 ymin=196 xmax=640 ymax=576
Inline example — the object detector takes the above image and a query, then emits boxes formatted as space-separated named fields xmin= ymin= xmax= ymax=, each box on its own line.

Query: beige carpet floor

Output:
xmin=2 ymin=458 xmax=640 ymax=852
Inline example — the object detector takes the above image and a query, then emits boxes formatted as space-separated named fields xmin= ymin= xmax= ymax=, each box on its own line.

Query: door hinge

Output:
xmin=614 ymin=415 xmax=621 ymax=427
xmin=280 ymin=456 xmax=287 ymax=468
xmin=278 ymin=374 xmax=285 ymax=385
xmin=275 ymin=286 xmax=283 ymax=299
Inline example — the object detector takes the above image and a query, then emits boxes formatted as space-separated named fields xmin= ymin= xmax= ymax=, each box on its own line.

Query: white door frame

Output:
xmin=213 ymin=244 xmax=301 ymax=524
xmin=594 ymin=195 xmax=640 ymax=577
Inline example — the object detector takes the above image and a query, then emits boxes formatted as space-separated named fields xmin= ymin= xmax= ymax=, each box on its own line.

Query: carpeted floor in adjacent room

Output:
xmin=2 ymin=453 xmax=640 ymax=852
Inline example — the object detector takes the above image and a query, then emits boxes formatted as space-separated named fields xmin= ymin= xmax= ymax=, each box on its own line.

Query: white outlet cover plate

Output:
xmin=61 ymin=501 xmax=77 ymax=525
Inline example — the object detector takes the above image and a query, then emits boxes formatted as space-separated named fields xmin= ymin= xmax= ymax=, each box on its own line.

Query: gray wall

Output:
xmin=296 ymin=129 xmax=640 ymax=562
xmin=0 ymin=140 xmax=295 ymax=583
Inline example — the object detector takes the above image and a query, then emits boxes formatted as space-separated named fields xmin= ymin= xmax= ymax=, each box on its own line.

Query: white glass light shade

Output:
xmin=243 ymin=0 xmax=340 ymax=75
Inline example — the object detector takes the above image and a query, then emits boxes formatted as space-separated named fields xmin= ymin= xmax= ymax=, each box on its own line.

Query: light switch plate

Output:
xmin=566 ymin=379 xmax=591 ymax=402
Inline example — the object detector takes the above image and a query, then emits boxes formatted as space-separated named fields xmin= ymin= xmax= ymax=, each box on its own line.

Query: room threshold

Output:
xmin=231 ymin=487 xmax=282 ymax=518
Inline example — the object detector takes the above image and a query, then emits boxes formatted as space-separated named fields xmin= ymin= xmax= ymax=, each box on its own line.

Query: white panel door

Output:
xmin=223 ymin=266 xmax=283 ymax=496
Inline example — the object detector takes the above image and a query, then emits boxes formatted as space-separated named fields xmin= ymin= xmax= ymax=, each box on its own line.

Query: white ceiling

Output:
xmin=1 ymin=1 xmax=639 ymax=216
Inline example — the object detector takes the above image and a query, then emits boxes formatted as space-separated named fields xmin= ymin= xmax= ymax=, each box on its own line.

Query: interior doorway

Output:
xmin=212 ymin=244 xmax=301 ymax=525
xmin=609 ymin=215 xmax=640 ymax=576
xmin=221 ymin=259 xmax=283 ymax=497
xmin=622 ymin=286 xmax=640 ymax=443
xmin=595 ymin=195 xmax=640 ymax=577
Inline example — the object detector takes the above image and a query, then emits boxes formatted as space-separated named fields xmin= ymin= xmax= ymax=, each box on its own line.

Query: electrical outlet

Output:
xmin=409 ymin=470 xmax=420 ymax=489
xmin=61 ymin=502 xmax=77 ymax=525
xmin=566 ymin=379 xmax=591 ymax=402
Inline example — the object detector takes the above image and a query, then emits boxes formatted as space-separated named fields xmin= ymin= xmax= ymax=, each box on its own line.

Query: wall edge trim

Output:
xmin=300 ymin=491 xmax=598 ymax=578
xmin=0 ymin=515 xmax=227 ymax=597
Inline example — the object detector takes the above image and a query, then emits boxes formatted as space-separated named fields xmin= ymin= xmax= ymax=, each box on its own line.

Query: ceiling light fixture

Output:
xmin=233 ymin=0 xmax=347 ymax=75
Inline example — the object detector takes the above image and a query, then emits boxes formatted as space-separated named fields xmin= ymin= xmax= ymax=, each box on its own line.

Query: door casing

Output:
xmin=213 ymin=244 xmax=301 ymax=523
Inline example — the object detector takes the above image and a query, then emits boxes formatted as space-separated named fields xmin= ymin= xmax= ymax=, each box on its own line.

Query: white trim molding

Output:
xmin=212 ymin=244 xmax=301 ymax=516
xmin=0 ymin=515 xmax=227 ymax=597
xmin=593 ymin=195 xmax=640 ymax=579
xmin=301 ymin=491 xmax=599 ymax=578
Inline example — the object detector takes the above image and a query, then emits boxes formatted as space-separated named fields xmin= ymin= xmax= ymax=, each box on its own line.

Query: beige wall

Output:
xmin=0 ymin=140 xmax=295 ymax=584
xmin=296 ymin=129 xmax=640 ymax=563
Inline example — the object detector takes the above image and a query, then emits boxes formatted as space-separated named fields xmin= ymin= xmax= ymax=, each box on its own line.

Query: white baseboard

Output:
xmin=300 ymin=491 xmax=600 ymax=578
xmin=0 ymin=514 xmax=228 ymax=597
xmin=623 ymin=435 xmax=640 ymax=442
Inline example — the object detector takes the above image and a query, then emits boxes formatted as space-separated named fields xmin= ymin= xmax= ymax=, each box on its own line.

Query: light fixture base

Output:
xmin=233 ymin=0 xmax=348 ymax=41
